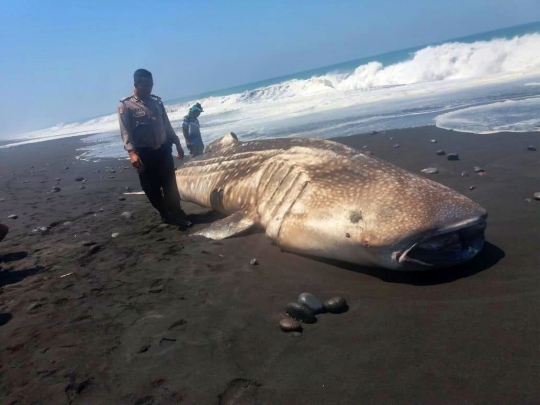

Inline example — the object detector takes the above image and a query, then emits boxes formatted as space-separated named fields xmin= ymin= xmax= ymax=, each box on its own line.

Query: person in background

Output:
xmin=182 ymin=103 xmax=205 ymax=157
xmin=118 ymin=69 xmax=191 ymax=227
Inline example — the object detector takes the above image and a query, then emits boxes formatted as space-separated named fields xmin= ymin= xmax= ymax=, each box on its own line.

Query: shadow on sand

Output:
xmin=302 ymin=242 xmax=505 ymax=286
xmin=0 ymin=251 xmax=28 ymax=263
xmin=0 ymin=265 xmax=45 ymax=289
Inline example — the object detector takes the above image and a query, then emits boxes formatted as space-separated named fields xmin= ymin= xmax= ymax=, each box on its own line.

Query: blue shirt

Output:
xmin=182 ymin=115 xmax=203 ymax=145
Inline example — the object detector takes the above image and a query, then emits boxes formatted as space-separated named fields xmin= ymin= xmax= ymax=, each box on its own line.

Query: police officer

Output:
xmin=182 ymin=103 xmax=205 ymax=157
xmin=118 ymin=69 xmax=191 ymax=226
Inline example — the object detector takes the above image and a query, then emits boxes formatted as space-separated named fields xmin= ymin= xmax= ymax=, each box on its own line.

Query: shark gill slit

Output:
xmin=276 ymin=180 xmax=310 ymax=243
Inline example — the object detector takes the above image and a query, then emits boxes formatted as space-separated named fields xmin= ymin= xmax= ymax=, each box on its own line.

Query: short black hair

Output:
xmin=134 ymin=69 xmax=152 ymax=84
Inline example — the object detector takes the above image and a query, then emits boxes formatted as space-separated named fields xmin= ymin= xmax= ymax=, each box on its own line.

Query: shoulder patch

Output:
xmin=119 ymin=95 xmax=133 ymax=102
xmin=150 ymin=94 xmax=161 ymax=100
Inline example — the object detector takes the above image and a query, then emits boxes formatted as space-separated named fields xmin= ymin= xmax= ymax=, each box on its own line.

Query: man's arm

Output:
xmin=118 ymin=102 xmax=143 ymax=169
xmin=161 ymin=103 xmax=184 ymax=159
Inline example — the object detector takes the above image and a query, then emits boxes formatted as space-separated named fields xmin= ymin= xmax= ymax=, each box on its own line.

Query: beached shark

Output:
xmin=175 ymin=133 xmax=487 ymax=270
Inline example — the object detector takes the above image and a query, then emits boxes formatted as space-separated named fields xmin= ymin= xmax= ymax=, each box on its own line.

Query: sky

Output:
xmin=0 ymin=0 xmax=539 ymax=138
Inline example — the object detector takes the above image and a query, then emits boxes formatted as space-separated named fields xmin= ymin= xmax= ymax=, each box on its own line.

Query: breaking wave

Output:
xmin=3 ymin=31 xmax=540 ymax=149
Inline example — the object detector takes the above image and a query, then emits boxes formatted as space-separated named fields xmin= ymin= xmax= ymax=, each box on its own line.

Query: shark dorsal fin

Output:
xmin=205 ymin=132 xmax=239 ymax=154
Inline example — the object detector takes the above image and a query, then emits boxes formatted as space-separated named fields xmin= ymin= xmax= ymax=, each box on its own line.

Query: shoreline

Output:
xmin=0 ymin=125 xmax=539 ymax=404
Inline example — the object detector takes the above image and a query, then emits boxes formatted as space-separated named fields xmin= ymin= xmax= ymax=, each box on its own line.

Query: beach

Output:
xmin=0 ymin=126 xmax=538 ymax=404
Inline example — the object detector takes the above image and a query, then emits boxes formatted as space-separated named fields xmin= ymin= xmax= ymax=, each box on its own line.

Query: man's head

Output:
xmin=133 ymin=69 xmax=153 ymax=99
xmin=189 ymin=103 xmax=204 ymax=118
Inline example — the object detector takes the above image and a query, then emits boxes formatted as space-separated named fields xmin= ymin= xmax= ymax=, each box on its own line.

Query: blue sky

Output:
xmin=0 ymin=0 xmax=539 ymax=137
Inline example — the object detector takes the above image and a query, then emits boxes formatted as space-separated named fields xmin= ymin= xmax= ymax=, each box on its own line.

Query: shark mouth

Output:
xmin=396 ymin=217 xmax=487 ymax=270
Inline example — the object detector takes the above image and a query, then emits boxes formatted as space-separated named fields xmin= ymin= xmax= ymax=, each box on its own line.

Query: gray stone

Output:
xmin=447 ymin=153 xmax=460 ymax=161
xmin=79 ymin=186 xmax=85 ymax=190
xmin=469 ymin=186 xmax=476 ymax=190
xmin=323 ymin=297 xmax=349 ymax=314
xmin=51 ymin=186 xmax=61 ymax=193
xmin=0 ymin=198 xmax=5 ymax=202
xmin=32 ymin=226 xmax=49 ymax=234
xmin=75 ymin=176 xmax=85 ymax=182
xmin=435 ymin=150 xmax=446 ymax=156
xmin=120 ymin=211 xmax=132 ymax=219
xmin=27 ymin=302 xmax=42 ymax=311
xmin=8 ymin=214 xmax=18 ymax=220
xmin=431 ymin=139 xmax=437 ymax=143
xmin=62 ymin=222 xmax=73 ymax=228
xmin=370 ymin=131 xmax=378 ymax=135
xmin=533 ymin=192 xmax=540 ymax=201
xmin=421 ymin=167 xmax=439 ymax=174
xmin=80 ymin=241 xmax=96 ymax=246
xmin=526 ymin=146 xmax=536 ymax=151
xmin=474 ymin=167 xmax=485 ymax=173
xmin=285 ymin=303 xmax=316 ymax=324
xmin=461 ymin=171 xmax=470 ymax=177
xmin=55 ymin=178 xmax=61 ymax=181
xmin=249 ymin=258 xmax=258 ymax=266
xmin=393 ymin=143 xmax=401 ymax=148
xmin=88 ymin=245 xmax=101 ymax=254
xmin=118 ymin=196 xmax=126 ymax=201
xmin=298 ymin=293 xmax=324 ymax=314
xmin=111 ymin=232 xmax=120 ymax=238
xmin=279 ymin=318 xmax=303 ymax=333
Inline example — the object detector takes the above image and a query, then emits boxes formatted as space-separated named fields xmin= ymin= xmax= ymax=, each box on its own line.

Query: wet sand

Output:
xmin=0 ymin=126 xmax=538 ymax=404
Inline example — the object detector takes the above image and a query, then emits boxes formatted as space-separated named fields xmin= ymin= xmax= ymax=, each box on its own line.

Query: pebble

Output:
xmin=62 ymin=222 xmax=73 ymax=228
xmin=526 ymin=146 xmax=536 ymax=151
xmin=249 ymin=258 xmax=259 ymax=266
xmin=88 ymin=245 xmax=101 ymax=254
xmin=461 ymin=171 xmax=469 ymax=177
xmin=79 ymin=186 xmax=85 ymax=190
xmin=110 ymin=169 xmax=116 ymax=173
xmin=431 ymin=139 xmax=437 ymax=143
xmin=125 ymin=186 xmax=132 ymax=191
xmin=534 ymin=192 xmax=540 ymax=201
xmin=389 ymin=137 xmax=394 ymax=140
xmin=435 ymin=150 xmax=446 ymax=156
xmin=51 ymin=187 xmax=61 ymax=193
xmin=8 ymin=214 xmax=18 ymax=220
xmin=0 ymin=198 xmax=5 ymax=202
xmin=421 ymin=167 xmax=439 ymax=174
xmin=27 ymin=302 xmax=42 ymax=311
xmin=55 ymin=178 xmax=61 ymax=181
xmin=469 ymin=186 xmax=476 ymax=190
xmin=279 ymin=319 xmax=303 ymax=333
xmin=474 ymin=166 xmax=485 ymax=173
xmin=323 ymin=297 xmax=349 ymax=314
xmin=447 ymin=153 xmax=460 ymax=161
xmin=111 ymin=232 xmax=120 ymax=238
xmin=81 ymin=179 xmax=87 ymax=183
xmin=298 ymin=293 xmax=324 ymax=314
xmin=370 ymin=131 xmax=378 ymax=135
xmin=393 ymin=143 xmax=400 ymax=148
xmin=285 ymin=303 xmax=316 ymax=324
xmin=120 ymin=211 xmax=133 ymax=219
xmin=32 ymin=226 xmax=49 ymax=234
xmin=118 ymin=196 xmax=126 ymax=201
xmin=75 ymin=176 xmax=85 ymax=182
xmin=109 ymin=176 xmax=115 ymax=179
xmin=64 ymin=167 xmax=69 ymax=170
xmin=39 ymin=180 xmax=45 ymax=184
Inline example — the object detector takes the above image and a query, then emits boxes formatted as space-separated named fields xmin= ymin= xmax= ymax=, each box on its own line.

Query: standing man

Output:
xmin=182 ymin=103 xmax=205 ymax=157
xmin=118 ymin=69 xmax=191 ymax=227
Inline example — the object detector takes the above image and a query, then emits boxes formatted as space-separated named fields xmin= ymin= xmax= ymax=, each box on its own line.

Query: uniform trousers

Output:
xmin=136 ymin=144 xmax=183 ymax=219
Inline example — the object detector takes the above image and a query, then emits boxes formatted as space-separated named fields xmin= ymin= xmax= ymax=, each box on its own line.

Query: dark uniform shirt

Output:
xmin=118 ymin=94 xmax=180 ymax=151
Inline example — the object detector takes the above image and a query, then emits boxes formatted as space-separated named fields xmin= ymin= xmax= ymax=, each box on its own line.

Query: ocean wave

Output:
xmin=3 ymin=32 xmax=540 ymax=149
xmin=435 ymin=97 xmax=540 ymax=133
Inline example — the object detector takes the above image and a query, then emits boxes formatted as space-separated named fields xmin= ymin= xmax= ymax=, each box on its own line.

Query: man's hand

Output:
xmin=128 ymin=150 xmax=143 ymax=170
xmin=176 ymin=144 xmax=185 ymax=160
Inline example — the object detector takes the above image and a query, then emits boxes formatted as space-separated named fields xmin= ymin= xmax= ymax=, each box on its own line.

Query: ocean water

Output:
xmin=2 ymin=21 xmax=539 ymax=158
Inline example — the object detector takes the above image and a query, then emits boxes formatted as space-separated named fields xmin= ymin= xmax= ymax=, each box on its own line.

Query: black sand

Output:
xmin=0 ymin=126 xmax=538 ymax=404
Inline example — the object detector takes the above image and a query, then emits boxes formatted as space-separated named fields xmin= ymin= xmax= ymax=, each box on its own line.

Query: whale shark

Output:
xmin=175 ymin=133 xmax=487 ymax=270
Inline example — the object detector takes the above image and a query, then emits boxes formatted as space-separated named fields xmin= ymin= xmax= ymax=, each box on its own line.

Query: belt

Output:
xmin=137 ymin=144 xmax=162 ymax=151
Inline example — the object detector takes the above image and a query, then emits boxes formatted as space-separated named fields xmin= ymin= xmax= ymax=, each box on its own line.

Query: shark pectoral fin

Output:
xmin=193 ymin=212 xmax=258 ymax=240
